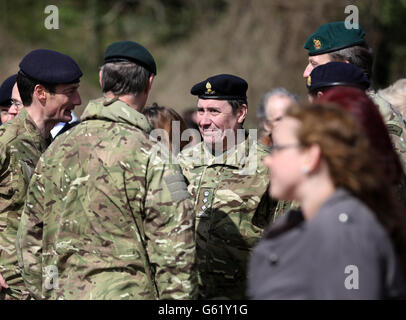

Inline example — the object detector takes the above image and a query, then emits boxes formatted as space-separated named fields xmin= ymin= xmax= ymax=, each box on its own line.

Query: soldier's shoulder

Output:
xmin=245 ymin=139 xmax=268 ymax=174
xmin=0 ymin=118 xmax=22 ymax=146
xmin=370 ymin=91 xmax=406 ymax=125
xmin=254 ymin=140 xmax=269 ymax=156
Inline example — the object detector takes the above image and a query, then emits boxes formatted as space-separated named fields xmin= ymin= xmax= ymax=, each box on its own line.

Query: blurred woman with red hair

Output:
xmin=318 ymin=87 xmax=405 ymax=189
xmin=248 ymin=100 xmax=406 ymax=299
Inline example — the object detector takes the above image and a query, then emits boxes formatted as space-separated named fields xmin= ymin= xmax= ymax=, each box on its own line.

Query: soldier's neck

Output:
xmin=25 ymin=105 xmax=54 ymax=140
xmin=104 ymin=92 xmax=146 ymax=112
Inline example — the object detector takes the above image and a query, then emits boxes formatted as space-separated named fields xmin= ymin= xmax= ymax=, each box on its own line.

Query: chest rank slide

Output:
xmin=197 ymin=188 xmax=213 ymax=218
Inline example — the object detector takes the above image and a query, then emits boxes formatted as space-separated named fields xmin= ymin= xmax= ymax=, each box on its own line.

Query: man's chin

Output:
xmin=202 ymin=135 xmax=222 ymax=145
xmin=203 ymin=136 xmax=227 ymax=152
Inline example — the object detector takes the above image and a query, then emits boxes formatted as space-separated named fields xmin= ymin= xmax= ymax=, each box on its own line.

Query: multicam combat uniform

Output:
xmin=16 ymin=98 xmax=197 ymax=300
xmin=367 ymin=90 xmax=406 ymax=173
xmin=178 ymin=131 xmax=285 ymax=299
xmin=0 ymin=108 xmax=49 ymax=300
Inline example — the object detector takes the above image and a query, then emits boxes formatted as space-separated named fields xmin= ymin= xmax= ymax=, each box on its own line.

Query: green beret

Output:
xmin=104 ymin=41 xmax=157 ymax=75
xmin=304 ymin=21 xmax=366 ymax=56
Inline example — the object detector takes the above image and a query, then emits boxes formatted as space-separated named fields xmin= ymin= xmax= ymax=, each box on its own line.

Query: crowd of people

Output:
xmin=0 ymin=20 xmax=406 ymax=300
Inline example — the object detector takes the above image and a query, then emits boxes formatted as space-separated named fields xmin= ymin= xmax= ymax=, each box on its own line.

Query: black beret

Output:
xmin=304 ymin=21 xmax=366 ymax=56
xmin=104 ymin=41 xmax=157 ymax=75
xmin=19 ymin=49 xmax=83 ymax=84
xmin=191 ymin=74 xmax=248 ymax=101
xmin=307 ymin=62 xmax=370 ymax=93
xmin=0 ymin=74 xmax=17 ymax=106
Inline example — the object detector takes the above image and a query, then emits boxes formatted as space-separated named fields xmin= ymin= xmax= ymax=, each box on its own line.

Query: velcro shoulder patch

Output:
xmin=20 ymin=159 xmax=33 ymax=184
xmin=387 ymin=124 xmax=403 ymax=137
xmin=164 ymin=173 xmax=190 ymax=202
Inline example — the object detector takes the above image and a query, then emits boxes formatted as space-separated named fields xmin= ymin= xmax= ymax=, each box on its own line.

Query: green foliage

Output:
xmin=378 ymin=0 xmax=406 ymax=26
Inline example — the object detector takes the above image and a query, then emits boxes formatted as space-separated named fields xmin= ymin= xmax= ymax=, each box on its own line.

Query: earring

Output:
xmin=301 ymin=167 xmax=309 ymax=174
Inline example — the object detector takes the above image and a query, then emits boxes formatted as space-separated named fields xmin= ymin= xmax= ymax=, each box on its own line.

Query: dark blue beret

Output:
xmin=104 ymin=41 xmax=157 ymax=75
xmin=191 ymin=74 xmax=248 ymax=101
xmin=19 ymin=49 xmax=83 ymax=84
xmin=0 ymin=74 xmax=17 ymax=106
xmin=307 ymin=62 xmax=370 ymax=93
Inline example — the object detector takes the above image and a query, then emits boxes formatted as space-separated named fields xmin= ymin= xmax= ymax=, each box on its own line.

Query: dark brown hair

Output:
xmin=142 ymin=103 xmax=189 ymax=152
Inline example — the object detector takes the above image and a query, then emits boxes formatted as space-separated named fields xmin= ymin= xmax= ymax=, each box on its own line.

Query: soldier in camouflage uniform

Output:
xmin=178 ymin=74 xmax=286 ymax=299
xmin=0 ymin=75 xmax=17 ymax=125
xmin=0 ymin=50 xmax=82 ymax=300
xmin=16 ymin=41 xmax=197 ymax=300
xmin=303 ymin=21 xmax=406 ymax=171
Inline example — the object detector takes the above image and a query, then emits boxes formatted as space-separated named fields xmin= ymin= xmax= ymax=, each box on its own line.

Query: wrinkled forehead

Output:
xmin=197 ymin=98 xmax=230 ymax=109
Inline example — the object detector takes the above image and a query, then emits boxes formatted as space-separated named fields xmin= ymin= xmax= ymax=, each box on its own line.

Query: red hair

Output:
xmin=318 ymin=87 xmax=404 ymax=185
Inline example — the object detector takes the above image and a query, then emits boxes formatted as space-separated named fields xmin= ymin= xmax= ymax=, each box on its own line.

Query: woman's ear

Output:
xmin=303 ymin=143 xmax=322 ymax=174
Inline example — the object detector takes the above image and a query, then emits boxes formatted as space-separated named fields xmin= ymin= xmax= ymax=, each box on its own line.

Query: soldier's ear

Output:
xmin=98 ymin=68 xmax=103 ymax=88
xmin=145 ymin=74 xmax=154 ymax=95
xmin=33 ymin=84 xmax=47 ymax=105
xmin=237 ymin=104 xmax=247 ymax=124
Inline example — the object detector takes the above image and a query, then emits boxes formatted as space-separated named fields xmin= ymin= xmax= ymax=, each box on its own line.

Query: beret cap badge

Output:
xmin=205 ymin=82 xmax=215 ymax=95
xmin=313 ymin=39 xmax=322 ymax=50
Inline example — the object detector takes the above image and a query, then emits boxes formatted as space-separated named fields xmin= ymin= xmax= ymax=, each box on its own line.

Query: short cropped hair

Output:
xmin=101 ymin=61 xmax=151 ymax=96
xmin=16 ymin=72 xmax=56 ymax=106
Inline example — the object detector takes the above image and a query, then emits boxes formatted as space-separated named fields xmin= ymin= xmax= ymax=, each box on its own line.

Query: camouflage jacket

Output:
xmin=0 ymin=108 xmax=48 ymax=299
xmin=368 ymin=90 xmax=406 ymax=173
xmin=16 ymin=98 xmax=197 ymax=300
xmin=178 ymin=131 xmax=286 ymax=299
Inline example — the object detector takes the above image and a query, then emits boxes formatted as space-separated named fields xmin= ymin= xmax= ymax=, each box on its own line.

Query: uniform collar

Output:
xmin=80 ymin=97 xmax=152 ymax=134
xmin=19 ymin=107 xmax=50 ymax=152
xmin=192 ymin=129 xmax=261 ymax=169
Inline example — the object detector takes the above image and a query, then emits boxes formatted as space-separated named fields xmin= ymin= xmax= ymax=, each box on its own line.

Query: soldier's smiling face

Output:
xmin=196 ymin=98 xmax=246 ymax=149
xmin=45 ymin=82 xmax=81 ymax=123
